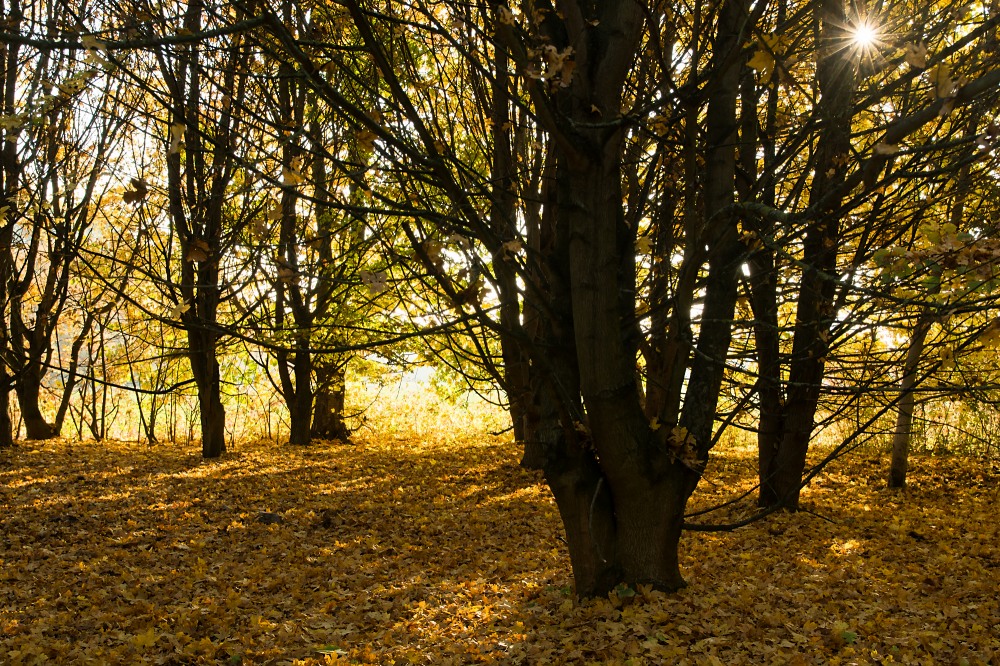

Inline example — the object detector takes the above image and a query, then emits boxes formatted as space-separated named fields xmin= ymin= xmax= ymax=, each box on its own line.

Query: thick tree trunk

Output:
xmin=558 ymin=127 xmax=692 ymax=594
xmin=198 ymin=387 xmax=226 ymax=458
xmin=530 ymin=336 xmax=689 ymax=595
xmin=311 ymin=365 xmax=349 ymax=441
xmin=0 ymin=371 xmax=13 ymax=448
xmin=189 ymin=331 xmax=226 ymax=458
xmin=889 ymin=318 xmax=930 ymax=488
xmin=286 ymin=349 xmax=313 ymax=446
xmin=16 ymin=367 xmax=55 ymax=440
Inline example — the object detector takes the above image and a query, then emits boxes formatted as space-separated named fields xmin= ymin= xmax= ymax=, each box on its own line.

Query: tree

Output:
xmin=253 ymin=0 xmax=748 ymax=593
xmin=7 ymin=0 xmax=1000 ymax=600
xmin=262 ymin=0 xmax=1000 ymax=594
xmin=129 ymin=0 xmax=260 ymax=457
xmin=0 ymin=0 xmax=129 ymax=443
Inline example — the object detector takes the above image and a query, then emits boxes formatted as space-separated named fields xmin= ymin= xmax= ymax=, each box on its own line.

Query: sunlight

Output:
xmin=851 ymin=20 xmax=879 ymax=48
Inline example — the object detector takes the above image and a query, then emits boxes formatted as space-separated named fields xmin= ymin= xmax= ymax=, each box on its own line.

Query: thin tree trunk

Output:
xmin=53 ymin=312 xmax=95 ymax=435
xmin=889 ymin=318 xmax=930 ymax=488
xmin=763 ymin=0 xmax=859 ymax=509
xmin=488 ymin=31 xmax=532 ymax=453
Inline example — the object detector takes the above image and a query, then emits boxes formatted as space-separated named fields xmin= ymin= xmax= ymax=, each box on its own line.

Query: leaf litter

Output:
xmin=0 ymin=434 xmax=997 ymax=664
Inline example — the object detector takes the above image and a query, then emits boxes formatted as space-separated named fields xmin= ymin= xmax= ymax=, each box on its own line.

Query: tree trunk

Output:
xmin=189 ymin=329 xmax=226 ymax=458
xmin=0 ymin=370 xmax=13 ymax=448
xmin=760 ymin=0 xmax=858 ymax=509
xmin=750 ymin=249 xmax=784 ymax=507
xmin=145 ymin=403 xmax=160 ymax=445
xmin=53 ymin=313 xmax=94 ymax=436
xmin=678 ymin=0 xmax=746 ymax=451
xmin=312 ymin=364 xmax=350 ymax=441
xmin=559 ymin=121 xmax=692 ymax=594
xmin=487 ymin=34 xmax=532 ymax=456
xmin=889 ymin=318 xmax=931 ymax=488
xmin=16 ymin=367 xmax=55 ymax=440
xmin=198 ymin=386 xmax=226 ymax=458
xmin=518 ymin=136 xmax=563 ymax=472
xmin=287 ymin=349 xmax=313 ymax=446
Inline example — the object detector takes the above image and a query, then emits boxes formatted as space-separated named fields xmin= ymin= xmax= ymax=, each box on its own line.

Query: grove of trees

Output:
xmin=3 ymin=0 xmax=1000 ymax=596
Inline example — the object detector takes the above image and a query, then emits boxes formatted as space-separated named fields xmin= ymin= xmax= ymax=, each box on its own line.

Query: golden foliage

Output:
xmin=0 ymin=437 xmax=997 ymax=664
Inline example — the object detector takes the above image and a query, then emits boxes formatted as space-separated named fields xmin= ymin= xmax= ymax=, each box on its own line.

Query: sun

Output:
xmin=851 ymin=20 xmax=879 ymax=48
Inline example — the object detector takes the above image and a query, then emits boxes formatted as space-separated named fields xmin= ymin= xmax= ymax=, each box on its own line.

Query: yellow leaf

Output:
xmin=357 ymin=128 xmax=377 ymax=152
xmin=282 ymin=156 xmax=305 ymax=186
xmin=133 ymin=627 xmax=158 ymax=650
xmin=903 ymin=41 xmax=928 ymax=68
xmin=81 ymin=35 xmax=106 ymax=52
xmin=168 ymin=302 xmax=191 ymax=319
xmin=282 ymin=166 xmax=304 ymax=186
xmin=931 ymin=64 xmax=954 ymax=99
xmin=748 ymin=49 xmax=776 ymax=79
xmin=497 ymin=5 xmax=516 ymax=25
xmin=0 ymin=114 xmax=24 ymax=131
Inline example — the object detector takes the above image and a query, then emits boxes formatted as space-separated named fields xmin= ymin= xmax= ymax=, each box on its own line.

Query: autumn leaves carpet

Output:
xmin=1 ymin=436 xmax=997 ymax=664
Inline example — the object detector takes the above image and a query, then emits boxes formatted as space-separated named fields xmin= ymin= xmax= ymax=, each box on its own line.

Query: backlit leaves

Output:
xmin=748 ymin=34 xmax=793 ymax=85
xmin=904 ymin=41 xmax=929 ymax=69
xmin=356 ymin=128 xmax=378 ymax=153
xmin=168 ymin=301 xmax=191 ymax=319
xmin=497 ymin=5 xmax=516 ymax=26
xmin=360 ymin=269 xmax=389 ymax=296
xmin=185 ymin=239 xmax=211 ymax=263
xmin=122 ymin=177 xmax=148 ymax=205
xmin=282 ymin=156 xmax=305 ymax=186
xmin=168 ymin=122 xmax=186 ymax=155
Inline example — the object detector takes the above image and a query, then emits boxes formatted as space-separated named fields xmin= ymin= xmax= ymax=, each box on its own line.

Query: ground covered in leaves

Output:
xmin=1 ymin=431 xmax=998 ymax=665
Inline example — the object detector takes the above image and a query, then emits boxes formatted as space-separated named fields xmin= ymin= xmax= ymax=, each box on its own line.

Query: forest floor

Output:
xmin=1 ymin=426 xmax=998 ymax=665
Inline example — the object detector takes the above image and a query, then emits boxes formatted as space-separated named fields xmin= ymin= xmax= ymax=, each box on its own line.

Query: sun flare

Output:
xmin=852 ymin=21 xmax=879 ymax=48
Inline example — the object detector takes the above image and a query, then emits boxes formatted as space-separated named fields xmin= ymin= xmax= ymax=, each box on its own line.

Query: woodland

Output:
xmin=1 ymin=0 xmax=1000 ymax=663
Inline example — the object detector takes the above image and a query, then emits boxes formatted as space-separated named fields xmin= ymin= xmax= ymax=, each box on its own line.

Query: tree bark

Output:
xmin=16 ymin=366 xmax=55 ymax=440
xmin=159 ymin=0 xmax=249 ymax=458
xmin=889 ymin=318 xmax=930 ymax=488
xmin=188 ymin=327 xmax=226 ymax=457
xmin=750 ymin=249 xmax=784 ymax=506
xmin=0 ymin=370 xmax=13 ymax=448
xmin=553 ymin=4 xmax=692 ymax=590
xmin=311 ymin=363 xmax=350 ymax=441
xmin=487 ymin=32 xmax=532 ymax=454
xmin=678 ymin=0 xmax=746 ymax=451
xmin=762 ymin=0 xmax=859 ymax=509
xmin=286 ymin=348 xmax=313 ymax=446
